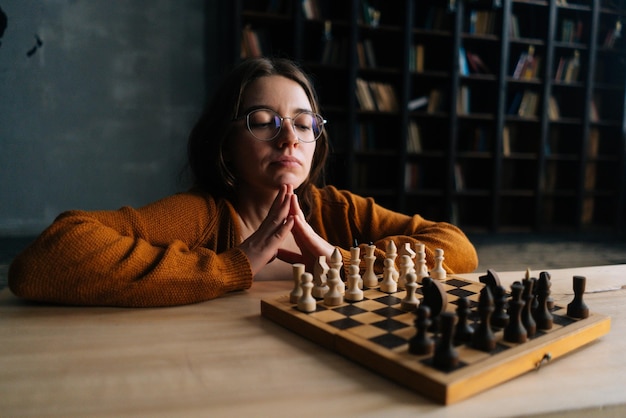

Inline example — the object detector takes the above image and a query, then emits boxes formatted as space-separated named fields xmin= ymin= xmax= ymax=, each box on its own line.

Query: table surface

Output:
xmin=1 ymin=265 xmax=625 ymax=417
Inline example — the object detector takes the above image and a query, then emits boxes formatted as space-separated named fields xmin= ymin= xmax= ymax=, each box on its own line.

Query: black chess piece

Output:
xmin=540 ymin=271 xmax=555 ymax=310
xmin=433 ymin=312 xmax=459 ymax=371
xmin=454 ymin=297 xmax=474 ymax=344
xmin=409 ymin=305 xmax=435 ymax=355
xmin=471 ymin=286 xmax=497 ymax=352
xmin=491 ymin=285 xmax=509 ymax=329
xmin=421 ymin=277 xmax=447 ymax=333
xmin=533 ymin=273 xmax=554 ymax=330
xmin=521 ymin=277 xmax=537 ymax=338
xmin=479 ymin=269 xmax=502 ymax=294
xmin=503 ymin=281 xmax=527 ymax=344
xmin=567 ymin=275 xmax=590 ymax=319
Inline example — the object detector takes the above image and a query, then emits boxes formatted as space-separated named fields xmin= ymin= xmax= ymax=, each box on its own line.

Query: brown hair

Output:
xmin=187 ymin=57 xmax=328 ymax=217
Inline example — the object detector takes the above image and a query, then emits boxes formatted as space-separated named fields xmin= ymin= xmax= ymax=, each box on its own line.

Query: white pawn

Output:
xmin=415 ymin=242 xmax=428 ymax=283
xmin=329 ymin=247 xmax=345 ymax=294
xmin=297 ymin=273 xmax=317 ymax=313
xmin=380 ymin=258 xmax=397 ymax=293
xmin=400 ymin=272 xmax=420 ymax=312
xmin=290 ymin=263 xmax=305 ymax=303
xmin=386 ymin=240 xmax=399 ymax=283
xmin=345 ymin=265 xmax=364 ymax=302
xmin=362 ymin=244 xmax=378 ymax=288
xmin=324 ymin=268 xmax=344 ymax=306
xmin=398 ymin=254 xmax=415 ymax=290
xmin=431 ymin=248 xmax=447 ymax=280
xmin=312 ymin=256 xmax=330 ymax=299
xmin=350 ymin=246 xmax=363 ymax=289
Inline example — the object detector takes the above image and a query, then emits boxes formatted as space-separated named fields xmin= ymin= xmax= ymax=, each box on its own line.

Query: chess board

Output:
xmin=260 ymin=274 xmax=611 ymax=404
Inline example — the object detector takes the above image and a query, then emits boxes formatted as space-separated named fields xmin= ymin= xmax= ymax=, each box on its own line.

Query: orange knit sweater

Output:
xmin=8 ymin=185 xmax=478 ymax=307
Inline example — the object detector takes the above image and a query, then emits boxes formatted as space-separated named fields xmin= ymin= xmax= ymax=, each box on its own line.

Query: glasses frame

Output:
xmin=233 ymin=108 xmax=327 ymax=143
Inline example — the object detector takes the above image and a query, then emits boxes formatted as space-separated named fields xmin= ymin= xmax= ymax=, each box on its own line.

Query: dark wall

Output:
xmin=0 ymin=0 xmax=221 ymax=235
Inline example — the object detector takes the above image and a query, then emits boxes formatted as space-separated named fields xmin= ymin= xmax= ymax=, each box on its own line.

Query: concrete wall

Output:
xmin=0 ymin=0 xmax=218 ymax=235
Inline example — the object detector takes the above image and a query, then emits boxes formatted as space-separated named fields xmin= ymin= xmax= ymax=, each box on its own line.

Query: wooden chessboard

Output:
xmin=260 ymin=274 xmax=611 ymax=404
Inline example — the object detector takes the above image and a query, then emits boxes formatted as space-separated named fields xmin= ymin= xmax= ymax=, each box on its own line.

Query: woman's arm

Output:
xmin=8 ymin=194 xmax=253 ymax=307
xmin=310 ymin=186 xmax=478 ymax=275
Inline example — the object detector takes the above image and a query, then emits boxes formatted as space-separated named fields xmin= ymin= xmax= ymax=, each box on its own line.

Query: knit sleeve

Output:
xmin=8 ymin=193 xmax=253 ymax=307
xmin=310 ymin=186 xmax=478 ymax=275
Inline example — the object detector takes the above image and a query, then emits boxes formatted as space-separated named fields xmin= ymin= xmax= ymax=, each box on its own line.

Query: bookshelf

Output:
xmin=231 ymin=0 xmax=626 ymax=234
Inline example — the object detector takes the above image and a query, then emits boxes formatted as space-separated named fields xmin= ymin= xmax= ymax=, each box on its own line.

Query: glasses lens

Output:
xmin=293 ymin=112 xmax=324 ymax=143
xmin=247 ymin=109 xmax=281 ymax=141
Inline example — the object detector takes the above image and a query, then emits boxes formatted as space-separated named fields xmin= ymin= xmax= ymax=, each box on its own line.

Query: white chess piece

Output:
xmin=385 ymin=239 xmax=399 ymax=283
xmin=345 ymin=265 xmax=364 ymax=302
xmin=324 ymin=268 xmax=344 ymax=306
xmin=350 ymin=246 xmax=362 ymax=289
xmin=380 ymin=258 xmax=397 ymax=293
xmin=290 ymin=263 xmax=305 ymax=303
xmin=398 ymin=254 xmax=415 ymax=290
xmin=415 ymin=242 xmax=428 ymax=283
xmin=329 ymin=247 xmax=345 ymax=294
xmin=312 ymin=256 xmax=330 ymax=298
xmin=400 ymin=272 xmax=420 ymax=311
xmin=362 ymin=244 xmax=378 ymax=288
xmin=431 ymin=248 xmax=446 ymax=280
xmin=297 ymin=272 xmax=317 ymax=312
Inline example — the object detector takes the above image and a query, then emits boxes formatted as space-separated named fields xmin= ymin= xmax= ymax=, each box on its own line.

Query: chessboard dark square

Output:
xmin=447 ymin=288 xmax=476 ymax=299
xmin=372 ymin=295 xmax=403 ymax=306
xmin=332 ymin=304 xmax=368 ymax=317
xmin=328 ymin=317 xmax=363 ymax=330
xmin=553 ymin=314 xmax=576 ymax=327
xmin=371 ymin=318 xmax=407 ymax=332
xmin=370 ymin=333 xmax=407 ymax=349
xmin=445 ymin=278 xmax=472 ymax=288
xmin=372 ymin=306 xmax=405 ymax=318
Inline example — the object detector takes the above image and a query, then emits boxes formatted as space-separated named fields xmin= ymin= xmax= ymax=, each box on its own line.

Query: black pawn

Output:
xmin=454 ymin=297 xmax=474 ymax=344
xmin=409 ymin=305 xmax=435 ymax=355
xmin=521 ymin=277 xmax=537 ymax=338
xmin=567 ymin=275 xmax=590 ymax=319
xmin=541 ymin=271 xmax=555 ymax=310
xmin=533 ymin=273 xmax=554 ymax=330
xmin=503 ymin=282 xmax=527 ymax=344
xmin=433 ymin=312 xmax=459 ymax=371
xmin=491 ymin=285 xmax=509 ymax=329
xmin=471 ymin=286 xmax=497 ymax=352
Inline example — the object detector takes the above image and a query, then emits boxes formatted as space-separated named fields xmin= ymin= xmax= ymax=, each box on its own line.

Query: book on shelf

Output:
xmin=457 ymin=86 xmax=470 ymax=114
xmin=468 ymin=10 xmax=496 ymax=35
xmin=588 ymin=128 xmax=600 ymax=158
xmin=603 ymin=20 xmax=622 ymax=48
xmin=408 ymin=95 xmax=429 ymax=111
xmin=409 ymin=44 xmax=425 ymax=73
xmin=362 ymin=39 xmax=377 ymax=68
xmin=459 ymin=46 xmax=470 ymax=75
xmin=404 ymin=163 xmax=421 ymax=191
xmin=560 ymin=18 xmax=583 ymax=43
xmin=407 ymin=121 xmax=422 ymax=153
xmin=322 ymin=37 xmax=349 ymax=66
xmin=554 ymin=50 xmax=580 ymax=83
xmin=427 ymin=89 xmax=444 ymax=113
xmin=423 ymin=7 xmax=447 ymax=30
xmin=548 ymin=95 xmax=560 ymax=120
xmin=241 ymin=25 xmax=264 ymax=58
xmin=502 ymin=125 xmax=511 ymax=156
xmin=453 ymin=163 xmax=464 ymax=191
xmin=589 ymin=98 xmax=600 ymax=122
xmin=512 ymin=46 xmax=541 ymax=80
xmin=355 ymin=78 xmax=398 ymax=112
xmin=465 ymin=50 xmax=492 ymax=74
xmin=517 ymin=90 xmax=539 ymax=117
xmin=301 ymin=0 xmax=321 ymax=20
xmin=509 ymin=14 xmax=520 ymax=38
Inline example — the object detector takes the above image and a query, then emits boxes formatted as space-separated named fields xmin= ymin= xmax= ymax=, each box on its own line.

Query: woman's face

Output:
xmin=228 ymin=75 xmax=317 ymax=194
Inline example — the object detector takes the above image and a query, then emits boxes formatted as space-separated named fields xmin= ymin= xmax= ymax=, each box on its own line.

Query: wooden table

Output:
xmin=1 ymin=265 xmax=625 ymax=417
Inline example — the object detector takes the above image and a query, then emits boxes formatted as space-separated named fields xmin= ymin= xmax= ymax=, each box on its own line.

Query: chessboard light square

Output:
xmin=347 ymin=324 xmax=388 ymax=340
xmin=394 ymin=312 xmax=417 ymax=327
xmin=350 ymin=311 xmax=387 ymax=325
xmin=352 ymin=299 xmax=388 ymax=311
xmin=309 ymin=309 xmax=346 ymax=323
xmin=392 ymin=325 xmax=415 ymax=340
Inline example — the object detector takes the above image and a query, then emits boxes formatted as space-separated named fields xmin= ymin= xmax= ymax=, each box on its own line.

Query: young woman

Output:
xmin=8 ymin=57 xmax=478 ymax=307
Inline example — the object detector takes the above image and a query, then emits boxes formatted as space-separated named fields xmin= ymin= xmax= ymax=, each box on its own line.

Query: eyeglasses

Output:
xmin=234 ymin=108 xmax=327 ymax=143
